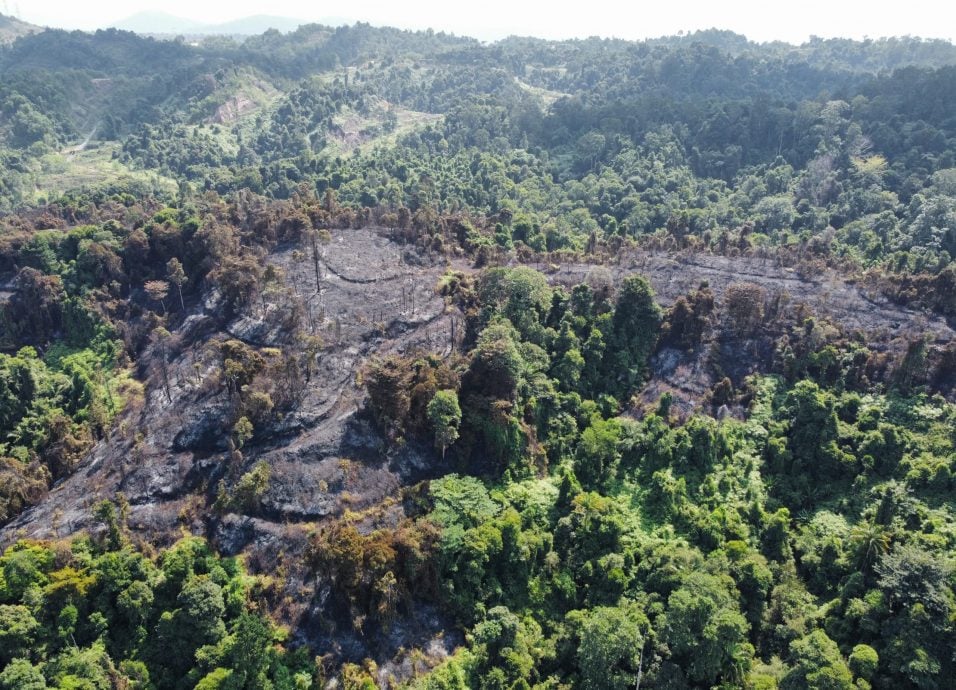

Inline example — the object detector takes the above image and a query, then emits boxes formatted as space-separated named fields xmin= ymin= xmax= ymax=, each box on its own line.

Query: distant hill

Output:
xmin=112 ymin=11 xmax=207 ymax=34
xmin=111 ymin=11 xmax=328 ymax=36
xmin=207 ymin=15 xmax=309 ymax=34
xmin=0 ymin=12 xmax=41 ymax=43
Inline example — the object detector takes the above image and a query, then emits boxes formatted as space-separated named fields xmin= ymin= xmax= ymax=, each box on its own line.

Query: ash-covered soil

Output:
xmin=542 ymin=251 xmax=953 ymax=344
xmin=5 ymin=232 xmax=952 ymax=554
xmin=1 ymin=226 xmax=464 ymax=670
xmin=2 ymin=231 xmax=952 ymax=671
xmin=536 ymin=250 xmax=954 ymax=417
xmin=3 ymin=228 xmax=457 ymax=544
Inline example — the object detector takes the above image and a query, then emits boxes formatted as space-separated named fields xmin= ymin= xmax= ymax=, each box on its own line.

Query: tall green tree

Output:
xmin=603 ymin=275 xmax=661 ymax=397
xmin=574 ymin=602 xmax=649 ymax=690
xmin=428 ymin=389 xmax=462 ymax=459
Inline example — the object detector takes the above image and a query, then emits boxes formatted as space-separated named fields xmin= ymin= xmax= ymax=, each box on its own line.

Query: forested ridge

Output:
xmin=0 ymin=18 xmax=955 ymax=690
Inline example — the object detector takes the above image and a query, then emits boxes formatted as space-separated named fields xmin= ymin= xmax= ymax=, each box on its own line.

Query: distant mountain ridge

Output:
xmin=111 ymin=11 xmax=345 ymax=36
xmin=110 ymin=11 xmax=204 ymax=35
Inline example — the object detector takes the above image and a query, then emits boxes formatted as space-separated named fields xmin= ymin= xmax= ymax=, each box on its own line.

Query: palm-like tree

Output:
xmin=850 ymin=521 xmax=891 ymax=572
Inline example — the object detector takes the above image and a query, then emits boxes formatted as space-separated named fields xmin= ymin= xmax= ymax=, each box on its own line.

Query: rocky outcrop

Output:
xmin=210 ymin=94 xmax=257 ymax=124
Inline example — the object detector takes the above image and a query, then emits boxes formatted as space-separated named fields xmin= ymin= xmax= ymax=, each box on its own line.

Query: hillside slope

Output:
xmin=1 ymin=23 xmax=956 ymax=690
xmin=0 ymin=12 xmax=40 ymax=43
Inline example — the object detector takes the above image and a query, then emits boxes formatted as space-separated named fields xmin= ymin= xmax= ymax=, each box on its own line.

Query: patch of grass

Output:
xmin=189 ymin=67 xmax=281 ymax=124
xmin=324 ymin=100 xmax=442 ymax=158
xmin=187 ymin=123 xmax=242 ymax=159
xmin=513 ymin=77 xmax=570 ymax=108
xmin=30 ymin=143 xmax=178 ymax=205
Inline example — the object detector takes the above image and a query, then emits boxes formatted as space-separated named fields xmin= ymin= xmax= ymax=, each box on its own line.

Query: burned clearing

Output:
xmin=5 ymin=228 xmax=950 ymax=543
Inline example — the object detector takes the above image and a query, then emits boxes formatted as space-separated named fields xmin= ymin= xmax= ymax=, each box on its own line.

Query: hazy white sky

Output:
xmin=9 ymin=0 xmax=956 ymax=43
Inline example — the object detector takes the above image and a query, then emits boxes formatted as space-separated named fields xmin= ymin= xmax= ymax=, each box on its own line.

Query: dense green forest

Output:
xmin=0 ymin=18 xmax=955 ymax=690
